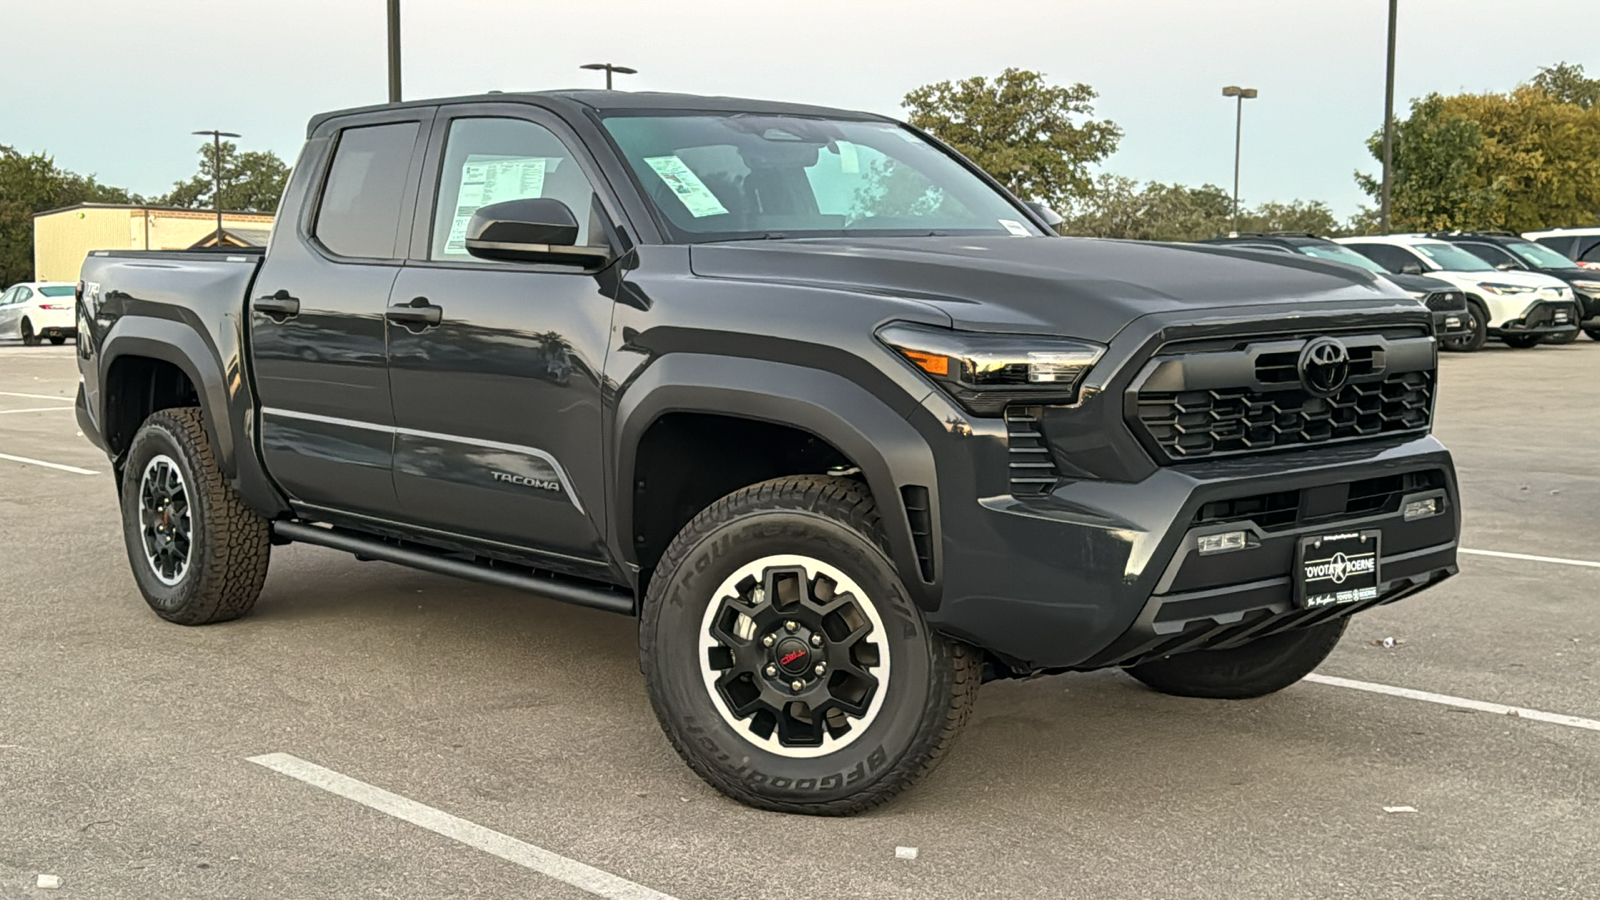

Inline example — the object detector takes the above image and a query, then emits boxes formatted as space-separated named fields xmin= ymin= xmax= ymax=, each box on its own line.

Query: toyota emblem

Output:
xmin=1298 ymin=336 xmax=1350 ymax=397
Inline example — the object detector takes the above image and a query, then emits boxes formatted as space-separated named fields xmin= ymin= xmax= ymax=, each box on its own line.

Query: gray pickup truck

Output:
xmin=75 ymin=90 xmax=1461 ymax=814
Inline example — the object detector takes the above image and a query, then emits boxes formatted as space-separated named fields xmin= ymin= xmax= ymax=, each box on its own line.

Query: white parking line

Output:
xmin=0 ymin=406 xmax=73 ymax=415
xmin=248 ymin=753 xmax=679 ymax=900
xmin=0 ymin=453 xmax=98 ymax=476
xmin=1461 ymin=548 xmax=1600 ymax=570
xmin=0 ymin=391 xmax=72 ymax=402
xmin=1306 ymin=674 xmax=1600 ymax=733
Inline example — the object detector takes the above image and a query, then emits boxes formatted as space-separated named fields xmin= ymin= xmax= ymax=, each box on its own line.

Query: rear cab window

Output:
xmin=314 ymin=121 xmax=421 ymax=259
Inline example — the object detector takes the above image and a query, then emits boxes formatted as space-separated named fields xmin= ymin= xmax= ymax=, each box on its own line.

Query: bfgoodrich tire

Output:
xmin=1126 ymin=619 xmax=1347 ymax=700
xmin=641 ymin=476 xmax=978 ymax=815
xmin=120 ymin=407 xmax=271 ymax=625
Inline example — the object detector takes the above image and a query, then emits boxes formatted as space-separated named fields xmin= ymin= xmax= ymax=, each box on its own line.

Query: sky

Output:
xmin=4 ymin=0 xmax=1595 ymax=218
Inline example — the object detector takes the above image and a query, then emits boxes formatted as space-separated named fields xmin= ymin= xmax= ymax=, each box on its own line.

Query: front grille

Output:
xmin=1424 ymin=291 xmax=1466 ymax=312
xmin=1191 ymin=470 xmax=1446 ymax=532
xmin=1130 ymin=333 xmax=1436 ymax=463
xmin=1005 ymin=406 xmax=1058 ymax=495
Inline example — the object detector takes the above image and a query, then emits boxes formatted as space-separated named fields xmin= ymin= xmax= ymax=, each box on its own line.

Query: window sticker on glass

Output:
xmin=644 ymin=155 xmax=729 ymax=218
xmin=998 ymin=219 xmax=1030 ymax=237
xmin=444 ymin=155 xmax=550 ymax=255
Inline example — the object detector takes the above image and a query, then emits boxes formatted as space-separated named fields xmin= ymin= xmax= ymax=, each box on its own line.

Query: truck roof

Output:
xmin=306 ymin=90 xmax=890 ymax=136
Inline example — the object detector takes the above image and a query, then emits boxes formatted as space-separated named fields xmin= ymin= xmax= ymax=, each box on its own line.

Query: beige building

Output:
xmin=33 ymin=204 xmax=275 ymax=282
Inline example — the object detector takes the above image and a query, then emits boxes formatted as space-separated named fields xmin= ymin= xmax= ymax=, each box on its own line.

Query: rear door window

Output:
xmin=314 ymin=122 xmax=421 ymax=259
xmin=1345 ymin=244 xmax=1412 ymax=273
xmin=1460 ymin=242 xmax=1521 ymax=268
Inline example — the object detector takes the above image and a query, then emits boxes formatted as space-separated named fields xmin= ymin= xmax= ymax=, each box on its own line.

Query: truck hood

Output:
xmin=689 ymin=236 xmax=1405 ymax=343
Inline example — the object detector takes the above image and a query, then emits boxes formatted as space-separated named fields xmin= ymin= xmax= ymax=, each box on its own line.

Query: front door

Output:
xmin=384 ymin=109 xmax=615 ymax=574
xmin=249 ymin=111 xmax=431 ymax=520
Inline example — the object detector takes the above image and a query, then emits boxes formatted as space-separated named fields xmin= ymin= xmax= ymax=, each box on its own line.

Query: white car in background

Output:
xmin=0 ymin=281 xmax=78 ymax=345
xmin=1335 ymin=235 xmax=1579 ymax=349
xmin=1523 ymin=227 xmax=1600 ymax=270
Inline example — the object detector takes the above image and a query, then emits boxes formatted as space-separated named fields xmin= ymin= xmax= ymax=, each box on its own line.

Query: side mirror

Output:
xmin=1024 ymin=200 xmax=1064 ymax=232
xmin=465 ymin=198 xmax=611 ymax=267
xmin=1399 ymin=263 xmax=1423 ymax=275
xmin=1495 ymin=261 xmax=1518 ymax=271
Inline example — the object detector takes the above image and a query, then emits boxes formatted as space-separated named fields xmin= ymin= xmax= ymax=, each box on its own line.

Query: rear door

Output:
xmin=382 ymin=103 xmax=618 ymax=575
xmin=0 ymin=287 xmax=21 ymax=335
xmin=249 ymin=108 xmax=434 ymax=520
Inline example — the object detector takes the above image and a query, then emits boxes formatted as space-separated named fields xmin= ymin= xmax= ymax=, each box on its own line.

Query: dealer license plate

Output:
xmin=1296 ymin=531 xmax=1381 ymax=609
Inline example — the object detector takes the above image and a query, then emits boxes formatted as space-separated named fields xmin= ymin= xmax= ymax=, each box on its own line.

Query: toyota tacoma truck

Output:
xmin=75 ymin=91 xmax=1461 ymax=815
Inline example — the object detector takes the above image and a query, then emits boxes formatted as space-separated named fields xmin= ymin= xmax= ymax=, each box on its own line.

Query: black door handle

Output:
xmin=253 ymin=290 xmax=300 ymax=318
xmin=386 ymin=297 xmax=443 ymax=330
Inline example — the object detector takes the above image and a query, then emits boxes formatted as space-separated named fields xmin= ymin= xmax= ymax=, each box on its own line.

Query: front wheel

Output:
xmin=1586 ymin=326 xmax=1600 ymax=341
xmin=120 ymin=407 xmax=271 ymax=624
xmin=1502 ymin=334 xmax=1542 ymax=349
xmin=1443 ymin=301 xmax=1487 ymax=352
xmin=1126 ymin=619 xmax=1347 ymax=699
xmin=641 ymin=476 xmax=978 ymax=815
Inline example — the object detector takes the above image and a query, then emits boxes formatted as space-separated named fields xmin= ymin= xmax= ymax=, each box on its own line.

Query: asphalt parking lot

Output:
xmin=1 ymin=337 xmax=1596 ymax=899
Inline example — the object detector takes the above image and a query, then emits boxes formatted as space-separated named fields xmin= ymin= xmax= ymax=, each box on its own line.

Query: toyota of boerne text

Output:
xmin=73 ymin=90 xmax=1461 ymax=814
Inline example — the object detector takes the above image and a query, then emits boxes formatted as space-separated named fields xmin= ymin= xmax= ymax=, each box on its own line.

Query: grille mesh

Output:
xmin=1137 ymin=370 xmax=1433 ymax=460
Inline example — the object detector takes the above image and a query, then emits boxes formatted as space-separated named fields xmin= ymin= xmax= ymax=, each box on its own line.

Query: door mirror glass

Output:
xmin=465 ymin=198 xmax=609 ymax=267
xmin=1495 ymin=261 xmax=1517 ymax=271
xmin=1399 ymin=262 xmax=1423 ymax=275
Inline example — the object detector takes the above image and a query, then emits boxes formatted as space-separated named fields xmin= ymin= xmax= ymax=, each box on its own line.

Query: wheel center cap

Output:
xmin=774 ymin=638 xmax=812 ymax=676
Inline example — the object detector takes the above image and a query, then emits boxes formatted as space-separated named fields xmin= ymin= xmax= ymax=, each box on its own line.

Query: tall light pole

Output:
xmin=1221 ymin=85 xmax=1259 ymax=233
xmin=1380 ymin=0 xmax=1398 ymax=233
xmin=192 ymin=130 xmax=240 ymax=242
xmin=580 ymin=62 xmax=637 ymax=90
xmin=387 ymin=0 xmax=402 ymax=103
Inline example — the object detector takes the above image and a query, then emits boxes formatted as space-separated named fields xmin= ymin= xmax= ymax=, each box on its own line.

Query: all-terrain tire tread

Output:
xmin=641 ymin=475 xmax=978 ymax=815
xmin=128 ymin=407 xmax=269 ymax=625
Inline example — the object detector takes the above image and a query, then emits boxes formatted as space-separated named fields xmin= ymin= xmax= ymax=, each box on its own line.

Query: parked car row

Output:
xmin=0 ymin=281 xmax=78 ymax=345
xmin=1203 ymin=229 xmax=1598 ymax=352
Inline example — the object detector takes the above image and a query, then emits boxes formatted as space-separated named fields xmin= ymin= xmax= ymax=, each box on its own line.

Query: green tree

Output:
xmin=1061 ymin=175 xmax=1234 ymax=242
xmin=1532 ymin=61 xmax=1600 ymax=110
xmin=902 ymin=68 xmax=1122 ymax=213
xmin=1356 ymin=78 xmax=1600 ymax=232
xmin=157 ymin=141 xmax=289 ymax=213
xmin=0 ymin=146 xmax=140 ymax=285
xmin=1237 ymin=199 xmax=1341 ymax=236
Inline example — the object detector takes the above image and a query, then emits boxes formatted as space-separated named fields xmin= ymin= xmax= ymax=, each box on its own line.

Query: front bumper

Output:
xmin=924 ymin=432 xmax=1459 ymax=673
xmin=1489 ymin=299 xmax=1580 ymax=337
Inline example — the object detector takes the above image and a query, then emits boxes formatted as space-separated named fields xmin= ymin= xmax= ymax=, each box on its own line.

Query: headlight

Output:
xmin=878 ymin=322 xmax=1105 ymax=416
xmin=1477 ymin=282 xmax=1535 ymax=295
xmin=1570 ymin=280 xmax=1600 ymax=293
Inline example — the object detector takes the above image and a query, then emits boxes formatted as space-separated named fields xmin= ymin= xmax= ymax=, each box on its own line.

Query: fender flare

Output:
xmin=612 ymin=353 xmax=942 ymax=608
xmin=100 ymin=318 xmax=234 ymax=474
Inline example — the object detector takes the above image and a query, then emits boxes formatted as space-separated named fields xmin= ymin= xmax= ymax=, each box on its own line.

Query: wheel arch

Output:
xmin=614 ymin=354 xmax=941 ymax=608
xmin=100 ymin=320 xmax=230 ymax=472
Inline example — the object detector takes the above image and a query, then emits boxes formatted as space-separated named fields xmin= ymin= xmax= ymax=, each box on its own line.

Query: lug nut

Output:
xmin=814 ymin=663 xmax=826 ymax=676
xmin=784 ymin=621 xmax=798 ymax=633
xmin=765 ymin=664 xmax=777 ymax=676
xmin=761 ymin=635 xmax=775 ymax=647
xmin=790 ymin=680 xmax=805 ymax=692
xmin=810 ymin=634 xmax=823 ymax=647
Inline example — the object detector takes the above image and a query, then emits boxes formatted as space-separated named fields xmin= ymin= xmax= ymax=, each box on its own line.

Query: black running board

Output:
xmin=271 ymin=521 xmax=635 ymax=616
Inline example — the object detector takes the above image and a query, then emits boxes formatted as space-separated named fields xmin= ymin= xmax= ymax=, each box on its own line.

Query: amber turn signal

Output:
xmin=899 ymin=349 xmax=950 ymax=377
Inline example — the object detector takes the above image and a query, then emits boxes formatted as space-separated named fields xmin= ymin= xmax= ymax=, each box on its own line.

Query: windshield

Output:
xmin=1506 ymin=241 xmax=1579 ymax=270
xmin=36 ymin=285 xmax=74 ymax=297
xmin=1412 ymin=242 xmax=1495 ymax=271
xmin=600 ymin=114 xmax=1043 ymax=242
xmin=1296 ymin=243 xmax=1388 ymax=274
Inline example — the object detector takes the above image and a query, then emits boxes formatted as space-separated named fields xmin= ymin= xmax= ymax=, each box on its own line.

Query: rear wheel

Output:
xmin=641 ymin=476 xmax=978 ymax=815
xmin=1502 ymin=334 xmax=1542 ymax=349
xmin=48 ymin=335 xmax=66 ymax=346
xmin=20 ymin=319 xmax=38 ymax=346
xmin=1126 ymin=619 xmax=1347 ymax=699
xmin=120 ymin=407 xmax=271 ymax=624
xmin=1587 ymin=326 xmax=1600 ymax=341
